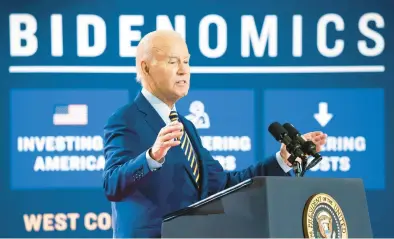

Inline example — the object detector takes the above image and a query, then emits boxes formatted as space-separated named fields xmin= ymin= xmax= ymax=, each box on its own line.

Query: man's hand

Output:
xmin=280 ymin=131 xmax=327 ymax=166
xmin=150 ymin=121 xmax=183 ymax=161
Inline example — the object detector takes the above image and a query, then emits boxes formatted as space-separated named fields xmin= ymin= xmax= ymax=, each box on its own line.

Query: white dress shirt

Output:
xmin=141 ymin=88 xmax=292 ymax=173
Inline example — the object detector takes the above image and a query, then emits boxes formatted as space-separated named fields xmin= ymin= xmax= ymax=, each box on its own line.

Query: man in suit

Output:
xmin=103 ymin=30 xmax=327 ymax=238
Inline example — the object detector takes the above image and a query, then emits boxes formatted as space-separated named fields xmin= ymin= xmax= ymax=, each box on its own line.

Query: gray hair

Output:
xmin=135 ymin=71 xmax=142 ymax=83
xmin=135 ymin=35 xmax=152 ymax=84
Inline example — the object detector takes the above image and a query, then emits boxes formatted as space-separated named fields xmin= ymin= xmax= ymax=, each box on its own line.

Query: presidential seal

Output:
xmin=303 ymin=193 xmax=348 ymax=239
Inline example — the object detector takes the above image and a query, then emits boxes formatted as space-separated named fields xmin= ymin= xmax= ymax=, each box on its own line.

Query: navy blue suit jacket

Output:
xmin=103 ymin=92 xmax=290 ymax=238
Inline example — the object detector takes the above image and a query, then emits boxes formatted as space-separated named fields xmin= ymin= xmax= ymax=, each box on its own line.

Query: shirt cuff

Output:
xmin=275 ymin=151 xmax=293 ymax=173
xmin=146 ymin=149 xmax=165 ymax=171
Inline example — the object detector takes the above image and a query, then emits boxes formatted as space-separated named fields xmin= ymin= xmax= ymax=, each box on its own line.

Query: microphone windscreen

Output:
xmin=268 ymin=122 xmax=288 ymax=141
xmin=283 ymin=123 xmax=300 ymax=138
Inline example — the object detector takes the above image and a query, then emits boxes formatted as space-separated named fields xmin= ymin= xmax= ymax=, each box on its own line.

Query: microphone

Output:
xmin=268 ymin=122 xmax=307 ymax=176
xmin=282 ymin=123 xmax=323 ymax=171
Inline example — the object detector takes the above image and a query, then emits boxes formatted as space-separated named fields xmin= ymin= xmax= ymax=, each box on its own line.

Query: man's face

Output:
xmin=145 ymin=36 xmax=191 ymax=104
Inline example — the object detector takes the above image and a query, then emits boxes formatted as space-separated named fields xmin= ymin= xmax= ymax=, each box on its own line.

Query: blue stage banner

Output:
xmin=10 ymin=89 xmax=129 ymax=190
xmin=263 ymin=89 xmax=384 ymax=190
xmin=176 ymin=90 xmax=255 ymax=171
xmin=1 ymin=0 xmax=393 ymax=237
xmin=6 ymin=2 xmax=387 ymax=72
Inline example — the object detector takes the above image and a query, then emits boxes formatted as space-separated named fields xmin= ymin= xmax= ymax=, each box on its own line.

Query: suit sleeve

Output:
xmin=188 ymin=121 xmax=291 ymax=196
xmin=102 ymin=111 xmax=152 ymax=202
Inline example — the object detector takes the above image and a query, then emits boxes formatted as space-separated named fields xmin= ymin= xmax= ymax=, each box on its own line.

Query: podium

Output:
xmin=161 ymin=176 xmax=372 ymax=238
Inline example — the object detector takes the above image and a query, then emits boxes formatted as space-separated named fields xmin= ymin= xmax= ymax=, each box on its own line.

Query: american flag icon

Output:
xmin=53 ymin=104 xmax=88 ymax=126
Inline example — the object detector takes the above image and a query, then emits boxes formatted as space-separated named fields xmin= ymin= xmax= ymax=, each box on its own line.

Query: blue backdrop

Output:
xmin=1 ymin=0 xmax=393 ymax=237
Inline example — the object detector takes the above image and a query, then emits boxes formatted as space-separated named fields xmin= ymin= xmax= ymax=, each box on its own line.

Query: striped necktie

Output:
xmin=169 ymin=110 xmax=200 ymax=187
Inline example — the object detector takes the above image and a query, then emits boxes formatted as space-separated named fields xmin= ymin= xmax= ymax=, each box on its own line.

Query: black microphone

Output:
xmin=268 ymin=122 xmax=292 ymax=145
xmin=283 ymin=123 xmax=323 ymax=171
xmin=268 ymin=122 xmax=307 ymax=176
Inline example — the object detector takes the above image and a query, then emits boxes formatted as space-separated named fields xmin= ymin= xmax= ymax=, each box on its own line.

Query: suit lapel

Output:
xmin=135 ymin=92 xmax=204 ymax=192
xmin=135 ymin=92 xmax=166 ymax=134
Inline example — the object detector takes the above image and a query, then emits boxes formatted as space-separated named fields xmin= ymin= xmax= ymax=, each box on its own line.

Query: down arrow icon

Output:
xmin=313 ymin=102 xmax=333 ymax=127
